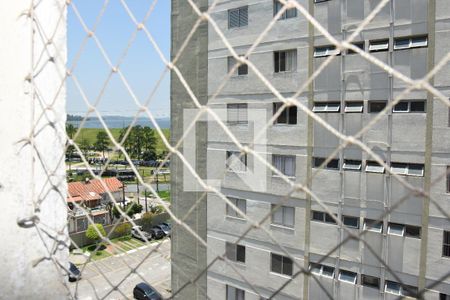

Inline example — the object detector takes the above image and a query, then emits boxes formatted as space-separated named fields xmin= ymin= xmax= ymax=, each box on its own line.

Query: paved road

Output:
xmin=69 ymin=240 xmax=171 ymax=299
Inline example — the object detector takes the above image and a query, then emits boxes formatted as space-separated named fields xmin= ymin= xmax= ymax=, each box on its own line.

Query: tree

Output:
xmin=114 ymin=223 xmax=132 ymax=237
xmin=141 ymin=126 xmax=156 ymax=161
xmin=94 ymin=131 xmax=109 ymax=159
xmin=65 ymin=124 xmax=77 ymax=170
xmin=151 ymin=205 xmax=165 ymax=214
xmin=79 ymin=138 xmax=90 ymax=159
xmin=141 ymin=212 xmax=154 ymax=231
xmin=112 ymin=202 xmax=143 ymax=219
xmin=85 ymin=224 xmax=106 ymax=244
xmin=118 ymin=126 xmax=157 ymax=160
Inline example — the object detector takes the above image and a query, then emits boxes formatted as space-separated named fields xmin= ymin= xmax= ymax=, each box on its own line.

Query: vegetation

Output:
xmin=85 ymin=224 xmax=106 ymax=243
xmin=141 ymin=212 xmax=154 ymax=230
xmin=151 ymin=205 xmax=165 ymax=214
xmin=114 ymin=223 xmax=132 ymax=237
xmin=94 ymin=131 xmax=109 ymax=159
xmin=112 ymin=202 xmax=143 ymax=219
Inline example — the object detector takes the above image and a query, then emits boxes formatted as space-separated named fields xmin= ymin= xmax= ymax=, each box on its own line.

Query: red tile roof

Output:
xmin=67 ymin=177 xmax=123 ymax=203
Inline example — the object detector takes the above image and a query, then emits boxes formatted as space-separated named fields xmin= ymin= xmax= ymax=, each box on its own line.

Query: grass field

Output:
xmin=73 ymin=128 xmax=170 ymax=155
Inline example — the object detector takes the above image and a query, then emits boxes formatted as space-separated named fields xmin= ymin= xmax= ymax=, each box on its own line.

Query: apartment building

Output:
xmin=201 ymin=0 xmax=450 ymax=299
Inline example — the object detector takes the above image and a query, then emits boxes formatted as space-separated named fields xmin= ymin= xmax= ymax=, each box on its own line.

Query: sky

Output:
xmin=67 ymin=0 xmax=170 ymax=118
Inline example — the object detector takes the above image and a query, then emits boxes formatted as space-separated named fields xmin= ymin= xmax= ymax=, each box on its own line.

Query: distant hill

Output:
xmin=67 ymin=115 xmax=170 ymax=129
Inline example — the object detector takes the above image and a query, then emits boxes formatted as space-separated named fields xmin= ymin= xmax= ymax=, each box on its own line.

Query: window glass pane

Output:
xmin=325 ymin=213 xmax=337 ymax=224
xmin=362 ymin=275 xmax=380 ymax=288
xmin=238 ymin=64 xmax=248 ymax=75
xmin=369 ymin=101 xmax=387 ymax=113
xmin=345 ymin=102 xmax=364 ymax=112
xmin=272 ymin=205 xmax=283 ymax=225
xmin=314 ymin=46 xmax=329 ymax=57
xmin=239 ymin=7 xmax=248 ymax=26
xmin=347 ymin=42 xmax=364 ymax=54
xmin=339 ymin=270 xmax=357 ymax=284
xmin=343 ymin=160 xmax=362 ymax=170
xmin=327 ymin=159 xmax=339 ymax=170
xmin=229 ymin=10 xmax=240 ymax=28
xmin=288 ymin=106 xmax=297 ymax=124
xmin=237 ymin=199 xmax=246 ymax=215
xmin=408 ymin=164 xmax=424 ymax=176
xmin=411 ymin=36 xmax=427 ymax=47
xmin=236 ymin=245 xmax=246 ymax=263
xmin=310 ymin=263 xmax=321 ymax=275
xmin=393 ymin=102 xmax=409 ymax=112
xmin=282 ymin=257 xmax=293 ymax=276
xmin=364 ymin=219 xmax=383 ymax=232
xmin=271 ymin=253 xmax=282 ymax=274
xmin=385 ymin=281 xmax=401 ymax=295
xmin=391 ymin=162 xmax=408 ymax=175
xmin=443 ymin=231 xmax=450 ymax=257
xmin=403 ymin=285 xmax=418 ymax=298
xmin=283 ymin=206 xmax=295 ymax=227
xmin=343 ymin=216 xmax=359 ymax=228
xmin=369 ymin=39 xmax=389 ymax=52
xmin=322 ymin=266 xmax=334 ymax=278
xmin=394 ymin=38 xmax=410 ymax=50
xmin=313 ymin=157 xmax=326 ymax=168
xmin=226 ymin=242 xmax=236 ymax=261
xmin=327 ymin=102 xmax=340 ymax=112
xmin=274 ymin=52 xmax=280 ymax=73
xmin=236 ymin=289 xmax=245 ymax=300
xmin=312 ymin=103 xmax=327 ymax=112
xmin=410 ymin=101 xmax=425 ymax=112
xmin=312 ymin=211 xmax=324 ymax=221
xmin=365 ymin=161 xmax=385 ymax=173
xmin=284 ymin=156 xmax=295 ymax=177
xmin=279 ymin=51 xmax=286 ymax=72
xmin=405 ymin=225 xmax=421 ymax=238
xmin=388 ymin=223 xmax=405 ymax=236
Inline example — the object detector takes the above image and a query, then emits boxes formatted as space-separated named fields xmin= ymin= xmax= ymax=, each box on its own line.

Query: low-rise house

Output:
xmin=67 ymin=177 xmax=124 ymax=233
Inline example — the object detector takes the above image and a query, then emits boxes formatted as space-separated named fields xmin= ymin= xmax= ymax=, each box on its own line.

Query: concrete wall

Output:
xmin=0 ymin=0 xmax=68 ymax=298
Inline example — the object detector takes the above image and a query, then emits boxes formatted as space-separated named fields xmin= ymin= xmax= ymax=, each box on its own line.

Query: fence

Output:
xmin=2 ymin=0 xmax=450 ymax=299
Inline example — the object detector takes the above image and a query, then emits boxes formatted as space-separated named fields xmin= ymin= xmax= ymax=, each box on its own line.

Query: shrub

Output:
xmin=141 ymin=212 xmax=154 ymax=230
xmin=85 ymin=224 xmax=106 ymax=243
xmin=114 ymin=223 xmax=132 ymax=237
xmin=151 ymin=205 xmax=165 ymax=214
xmin=112 ymin=202 xmax=143 ymax=219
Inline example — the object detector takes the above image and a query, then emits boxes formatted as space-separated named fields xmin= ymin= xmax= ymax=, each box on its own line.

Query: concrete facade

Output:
xmin=204 ymin=0 xmax=450 ymax=299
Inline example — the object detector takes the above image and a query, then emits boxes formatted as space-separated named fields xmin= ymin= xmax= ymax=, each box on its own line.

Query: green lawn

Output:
xmin=73 ymin=128 xmax=170 ymax=156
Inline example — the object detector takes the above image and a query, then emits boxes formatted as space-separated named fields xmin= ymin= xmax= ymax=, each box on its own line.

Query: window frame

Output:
xmin=338 ymin=270 xmax=357 ymax=284
xmin=393 ymin=36 xmax=428 ymax=50
xmin=272 ymin=154 xmax=296 ymax=177
xmin=364 ymin=218 xmax=383 ymax=233
xmin=271 ymin=205 xmax=295 ymax=228
xmin=274 ymin=49 xmax=297 ymax=73
xmin=226 ymin=151 xmax=247 ymax=173
xmin=226 ymin=285 xmax=245 ymax=300
xmin=369 ymin=39 xmax=389 ymax=52
xmin=226 ymin=197 xmax=247 ymax=219
xmin=312 ymin=157 xmax=340 ymax=170
xmin=273 ymin=102 xmax=297 ymax=125
xmin=361 ymin=274 xmax=380 ymax=289
xmin=385 ymin=281 xmax=402 ymax=296
xmin=271 ymin=253 xmax=293 ymax=277
xmin=227 ymin=56 xmax=248 ymax=77
xmin=342 ymin=215 xmax=359 ymax=229
xmin=310 ymin=263 xmax=335 ymax=278
xmin=228 ymin=6 xmax=248 ymax=29
xmin=392 ymin=100 xmax=426 ymax=113
xmin=344 ymin=101 xmax=364 ymax=113
xmin=312 ymin=102 xmax=340 ymax=112
xmin=347 ymin=42 xmax=365 ymax=55
xmin=365 ymin=161 xmax=385 ymax=174
xmin=390 ymin=162 xmax=424 ymax=177
xmin=225 ymin=242 xmax=246 ymax=264
xmin=368 ymin=101 xmax=388 ymax=113
xmin=273 ymin=0 xmax=297 ymax=20
xmin=443 ymin=231 xmax=450 ymax=257
xmin=343 ymin=159 xmax=362 ymax=171
xmin=227 ymin=103 xmax=248 ymax=125
xmin=313 ymin=45 xmax=340 ymax=58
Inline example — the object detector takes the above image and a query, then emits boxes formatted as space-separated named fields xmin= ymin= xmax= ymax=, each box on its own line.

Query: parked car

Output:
xmin=133 ymin=282 xmax=162 ymax=300
xmin=131 ymin=226 xmax=152 ymax=241
xmin=149 ymin=227 xmax=165 ymax=239
xmin=68 ymin=262 xmax=81 ymax=282
xmin=154 ymin=223 xmax=171 ymax=237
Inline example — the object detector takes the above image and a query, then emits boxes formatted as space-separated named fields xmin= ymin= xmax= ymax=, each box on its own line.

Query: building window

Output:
xmin=394 ymin=36 xmax=428 ymax=50
xmin=338 ymin=270 xmax=357 ymax=284
xmin=273 ymin=0 xmax=297 ymax=19
xmin=227 ymin=104 xmax=248 ymax=125
xmin=274 ymin=50 xmax=297 ymax=73
xmin=368 ymin=101 xmax=387 ymax=113
xmin=228 ymin=57 xmax=248 ymax=76
xmin=314 ymin=45 xmax=340 ymax=57
xmin=312 ymin=102 xmax=340 ymax=112
xmin=441 ymin=293 xmax=450 ymax=300
xmin=364 ymin=219 xmax=383 ymax=233
xmin=314 ymin=0 xmax=330 ymax=3
xmin=271 ymin=253 xmax=293 ymax=276
xmin=365 ymin=161 xmax=385 ymax=174
xmin=313 ymin=157 xmax=339 ymax=170
xmin=272 ymin=155 xmax=296 ymax=177
xmin=310 ymin=263 xmax=335 ymax=278
xmin=447 ymin=166 xmax=450 ymax=193
xmin=385 ymin=281 xmax=401 ymax=295
xmin=369 ymin=39 xmax=389 ymax=52
xmin=228 ymin=6 xmax=248 ymax=29
xmin=273 ymin=102 xmax=297 ymax=125
xmin=393 ymin=100 xmax=426 ymax=113
xmin=343 ymin=215 xmax=359 ymax=229
xmin=390 ymin=162 xmax=424 ymax=177
xmin=361 ymin=274 xmax=380 ymax=289
xmin=347 ymin=42 xmax=365 ymax=55
xmin=226 ymin=242 xmax=246 ymax=263
xmin=226 ymin=197 xmax=247 ymax=218
xmin=226 ymin=151 xmax=247 ymax=172
xmin=443 ymin=231 xmax=450 ymax=257
xmin=344 ymin=101 xmax=364 ymax=113
xmin=388 ymin=223 xmax=421 ymax=238
xmin=311 ymin=210 xmax=337 ymax=224
xmin=271 ymin=205 xmax=295 ymax=227
xmin=226 ymin=285 xmax=245 ymax=300
xmin=343 ymin=159 xmax=362 ymax=171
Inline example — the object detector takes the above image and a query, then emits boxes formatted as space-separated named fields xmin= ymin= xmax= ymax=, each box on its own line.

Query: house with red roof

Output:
xmin=67 ymin=177 xmax=124 ymax=233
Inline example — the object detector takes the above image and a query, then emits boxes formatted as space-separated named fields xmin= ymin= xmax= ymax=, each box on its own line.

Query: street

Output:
xmin=69 ymin=240 xmax=171 ymax=299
